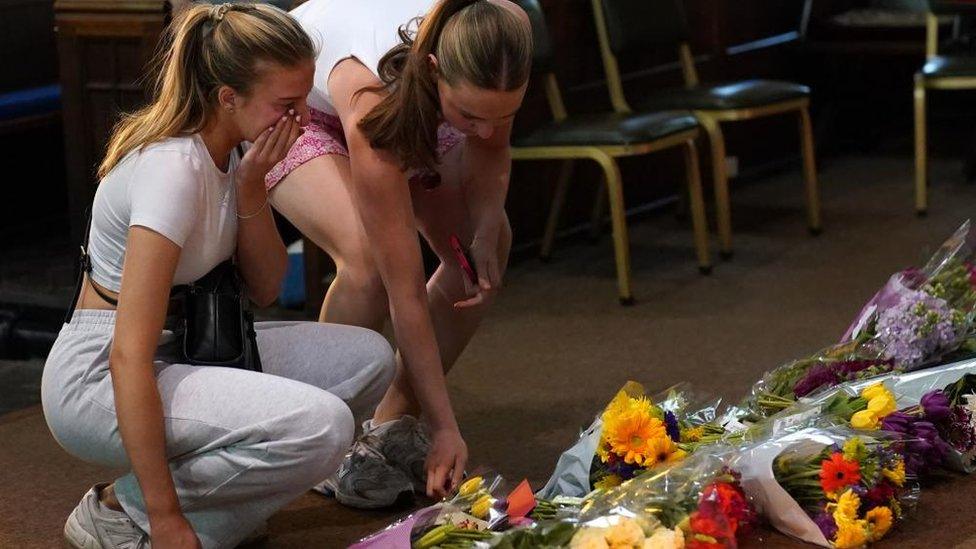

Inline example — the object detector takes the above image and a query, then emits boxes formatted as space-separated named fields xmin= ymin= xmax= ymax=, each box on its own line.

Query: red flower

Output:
xmin=691 ymin=501 xmax=735 ymax=540
xmin=863 ymin=481 xmax=896 ymax=510
xmin=819 ymin=452 xmax=861 ymax=494
xmin=699 ymin=481 xmax=756 ymax=536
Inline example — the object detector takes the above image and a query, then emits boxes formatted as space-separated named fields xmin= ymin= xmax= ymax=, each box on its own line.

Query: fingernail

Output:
xmin=268 ymin=127 xmax=274 ymax=132
xmin=288 ymin=108 xmax=295 ymax=115
xmin=280 ymin=115 xmax=287 ymax=121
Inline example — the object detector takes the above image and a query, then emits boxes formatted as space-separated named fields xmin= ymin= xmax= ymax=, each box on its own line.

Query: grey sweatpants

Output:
xmin=41 ymin=309 xmax=395 ymax=549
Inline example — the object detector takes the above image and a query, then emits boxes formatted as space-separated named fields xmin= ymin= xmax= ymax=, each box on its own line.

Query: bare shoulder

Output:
xmin=327 ymin=58 xmax=384 ymax=118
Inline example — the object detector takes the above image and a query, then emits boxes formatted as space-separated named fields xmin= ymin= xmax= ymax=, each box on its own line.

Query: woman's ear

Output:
xmin=217 ymin=85 xmax=237 ymax=113
xmin=427 ymin=53 xmax=439 ymax=75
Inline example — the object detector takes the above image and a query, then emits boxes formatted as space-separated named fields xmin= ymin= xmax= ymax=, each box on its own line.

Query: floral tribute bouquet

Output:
xmin=741 ymin=222 xmax=976 ymax=420
xmin=572 ymin=452 xmax=757 ymax=549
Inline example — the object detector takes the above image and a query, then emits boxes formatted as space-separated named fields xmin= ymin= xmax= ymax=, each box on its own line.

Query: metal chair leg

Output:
xmin=682 ymin=140 xmax=712 ymax=274
xmin=698 ymin=114 xmax=733 ymax=260
xmin=915 ymin=77 xmax=928 ymax=216
xmin=591 ymin=151 xmax=634 ymax=305
xmin=540 ymin=160 xmax=575 ymax=261
xmin=798 ymin=105 xmax=822 ymax=235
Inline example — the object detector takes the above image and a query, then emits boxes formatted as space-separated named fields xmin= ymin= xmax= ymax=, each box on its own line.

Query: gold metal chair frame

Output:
xmin=914 ymin=12 xmax=976 ymax=214
xmin=512 ymin=73 xmax=712 ymax=305
xmin=590 ymin=0 xmax=822 ymax=257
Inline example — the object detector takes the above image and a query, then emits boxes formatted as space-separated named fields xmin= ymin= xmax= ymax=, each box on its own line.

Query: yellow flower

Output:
xmin=458 ymin=476 xmax=483 ymax=497
xmin=594 ymin=474 xmax=623 ymax=491
xmin=833 ymin=490 xmax=861 ymax=523
xmin=642 ymin=434 xmax=681 ymax=467
xmin=842 ymin=437 xmax=869 ymax=462
xmin=882 ymin=460 xmax=906 ymax=487
xmin=860 ymin=383 xmax=888 ymax=401
xmin=604 ymin=406 xmax=667 ymax=466
xmin=679 ymin=426 xmax=705 ymax=442
xmin=867 ymin=394 xmax=897 ymax=417
xmin=865 ymin=506 xmax=893 ymax=541
xmin=850 ymin=410 xmax=880 ymax=430
xmin=833 ymin=517 xmax=869 ymax=549
xmin=470 ymin=494 xmax=493 ymax=519
xmin=605 ymin=517 xmax=645 ymax=548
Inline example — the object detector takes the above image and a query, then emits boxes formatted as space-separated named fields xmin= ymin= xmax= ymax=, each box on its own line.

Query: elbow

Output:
xmin=249 ymin=284 xmax=280 ymax=308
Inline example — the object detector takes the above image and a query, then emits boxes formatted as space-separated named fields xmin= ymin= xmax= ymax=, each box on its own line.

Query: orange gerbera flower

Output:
xmin=820 ymin=452 xmax=861 ymax=494
xmin=605 ymin=410 xmax=666 ymax=465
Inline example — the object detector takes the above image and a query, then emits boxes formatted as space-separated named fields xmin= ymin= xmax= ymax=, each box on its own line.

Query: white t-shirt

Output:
xmin=291 ymin=0 xmax=438 ymax=115
xmin=88 ymin=134 xmax=239 ymax=292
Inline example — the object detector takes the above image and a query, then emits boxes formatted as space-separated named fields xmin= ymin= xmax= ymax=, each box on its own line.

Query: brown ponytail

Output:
xmin=357 ymin=0 xmax=532 ymax=172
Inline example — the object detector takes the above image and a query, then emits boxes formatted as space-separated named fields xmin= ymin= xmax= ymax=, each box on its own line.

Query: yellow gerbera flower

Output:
xmin=833 ymin=517 xmax=869 ymax=549
xmin=833 ymin=490 xmax=861 ymax=523
xmin=882 ymin=460 xmax=906 ymax=487
xmin=865 ymin=506 xmax=893 ymax=541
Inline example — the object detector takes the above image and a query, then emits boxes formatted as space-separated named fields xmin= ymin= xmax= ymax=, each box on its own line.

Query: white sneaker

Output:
xmin=371 ymin=415 xmax=431 ymax=494
xmin=64 ymin=484 xmax=149 ymax=549
xmin=313 ymin=430 xmax=414 ymax=509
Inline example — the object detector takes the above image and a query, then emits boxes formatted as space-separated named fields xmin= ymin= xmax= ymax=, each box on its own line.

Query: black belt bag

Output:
xmin=178 ymin=260 xmax=262 ymax=371
xmin=66 ymin=212 xmax=262 ymax=373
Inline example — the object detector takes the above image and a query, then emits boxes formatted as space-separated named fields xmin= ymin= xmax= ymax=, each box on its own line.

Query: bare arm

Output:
xmin=234 ymin=114 xmax=303 ymax=306
xmin=111 ymin=226 xmax=200 ymax=547
xmin=459 ymin=119 xmax=514 ymax=294
xmin=329 ymin=62 xmax=459 ymax=436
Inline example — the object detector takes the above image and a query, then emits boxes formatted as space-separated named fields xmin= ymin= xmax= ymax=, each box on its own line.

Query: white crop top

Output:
xmin=291 ymin=0 xmax=438 ymax=115
xmin=87 ymin=134 xmax=239 ymax=292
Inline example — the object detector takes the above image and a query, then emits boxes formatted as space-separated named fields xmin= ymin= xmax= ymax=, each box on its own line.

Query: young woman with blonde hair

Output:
xmin=42 ymin=4 xmax=395 ymax=547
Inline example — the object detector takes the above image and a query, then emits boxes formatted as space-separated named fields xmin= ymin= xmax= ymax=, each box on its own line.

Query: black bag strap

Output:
xmin=65 ymin=209 xmax=117 ymax=324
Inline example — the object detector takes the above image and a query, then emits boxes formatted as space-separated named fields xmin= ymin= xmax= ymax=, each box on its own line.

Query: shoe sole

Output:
xmin=64 ymin=511 xmax=101 ymax=549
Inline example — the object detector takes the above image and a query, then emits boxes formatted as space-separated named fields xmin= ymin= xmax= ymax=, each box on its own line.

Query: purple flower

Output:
xmin=813 ymin=511 xmax=838 ymax=540
xmin=921 ymin=390 xmax=952 ymax=422
xmin=793 ymin=364 xmax=841 ymax=398
xmin=883 ymin=412 xmax=951 ymax=475
xmin=875 ymin=290 xmax=961 ymax=369
xmin=944 ymin=406 xmax=976 ymax=453
xmin=664 ymin=411 xmax=681 ymax=442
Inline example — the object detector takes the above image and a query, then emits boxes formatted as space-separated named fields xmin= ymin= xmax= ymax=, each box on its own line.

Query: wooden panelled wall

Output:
xmin=52 ymin=0 xmax=810 ymax=289
xmin=0 ymin=0 xmax=58 ymax=93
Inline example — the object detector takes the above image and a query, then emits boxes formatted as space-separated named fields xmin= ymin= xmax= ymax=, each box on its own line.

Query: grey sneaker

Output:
xmin=313 ymin=434 xmax=414 ymax=509
xmin=64 ymin=484 xmax=150 ymax=549
xmin=372 ymin=415 xmax=431 ymax=494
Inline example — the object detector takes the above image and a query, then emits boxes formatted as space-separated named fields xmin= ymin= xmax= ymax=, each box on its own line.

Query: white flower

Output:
xmin=642 ymin=527 xmax=685 ymax=549
xmin=570 ymin=528 xmax=611 ymax=549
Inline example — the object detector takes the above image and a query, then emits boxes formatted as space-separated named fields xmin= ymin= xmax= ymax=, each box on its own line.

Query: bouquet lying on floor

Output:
xmin=741 ymin=221 xmax=976 ymax=420
xmin=733 ymin=427 xmax=916 ymax=548
xmin=539 ymin=382 xmax=727 ymax=499
xmin=572 ymin=452 xmax=758 ymax=549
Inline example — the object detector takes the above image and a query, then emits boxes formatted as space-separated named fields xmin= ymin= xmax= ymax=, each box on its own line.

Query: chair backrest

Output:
xmin=511 ymin=0 xmax=566 ymax=121
xmin=597 ymin=0 xmax=691 ymax=56
xmin=929 ymin=1 xmax=976 ymax=16
xmin=513 ymin=0 xmax=555 ymax=74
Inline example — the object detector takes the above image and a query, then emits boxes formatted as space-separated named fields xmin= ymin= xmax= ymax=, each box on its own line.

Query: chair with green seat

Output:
xmin=914 ymin=1 xmax=976 ymax=214
xmin=590 ymin=0 xmax=822 ymax=260
xmin=512 ymin=0 xmax=711 ymax=305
